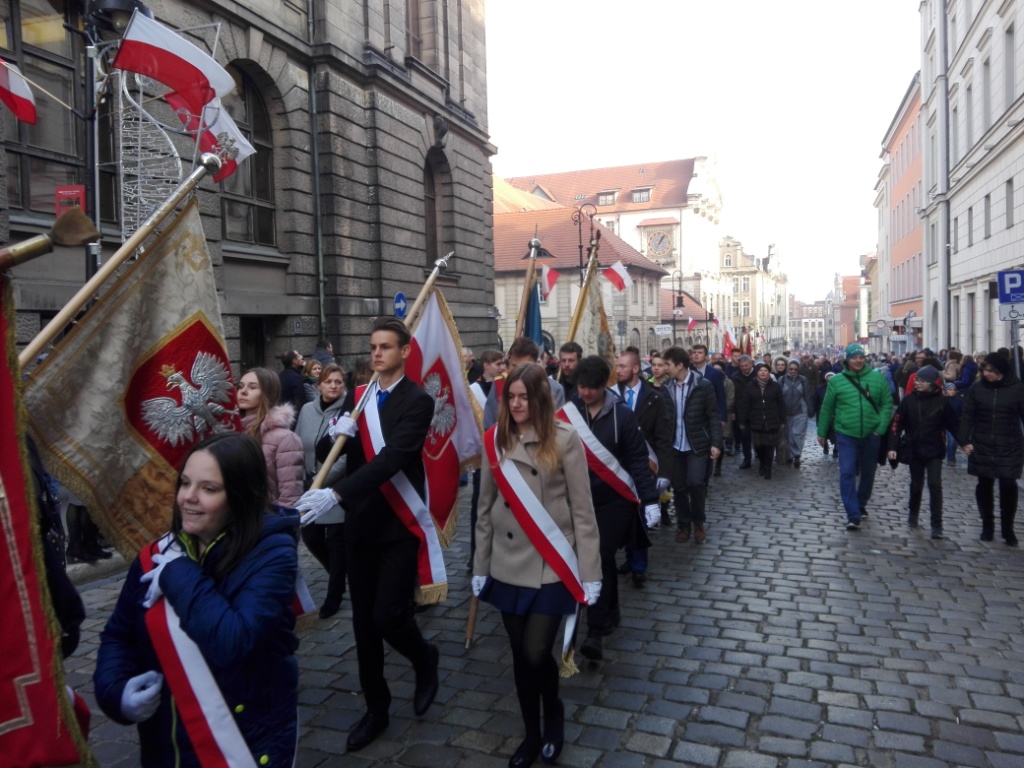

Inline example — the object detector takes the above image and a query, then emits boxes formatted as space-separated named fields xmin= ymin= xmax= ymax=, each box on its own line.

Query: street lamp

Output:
xmin=671 ymin=270 xmax=684 ymax=344
xmin=702 ymin=293 xmax=716 ymax=347
xmin=571 ymin=204 xmax=597 ymax=286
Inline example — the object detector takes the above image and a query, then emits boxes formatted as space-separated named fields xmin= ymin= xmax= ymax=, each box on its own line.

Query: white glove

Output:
xmin=644 ymin=503 xmax=661 ymax=527
xmin=471 ymin=576 xmax=487 ymax=597
xmin=120 ymin=671 xmax=163 ymax=723
xmin=140 ymin=547 xmax=185 ymax=609
xmin=297 ymin=488 xmax=337 ymax=526
xmin=582 ymin=580 xmax=602 ymax=606
xmin=327 ymin=412 xmax=357 ymax=441
xmin=656 ymin=477 xmax=671 ymax=491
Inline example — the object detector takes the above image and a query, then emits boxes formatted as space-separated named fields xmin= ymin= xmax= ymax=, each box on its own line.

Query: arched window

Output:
xmin=630 ymin=328 xmax=641 ymax=348
xmin=220 ymin=66 xmax=274 ymax=246
xmin=424 ymin=149 xmax=450 ymax=267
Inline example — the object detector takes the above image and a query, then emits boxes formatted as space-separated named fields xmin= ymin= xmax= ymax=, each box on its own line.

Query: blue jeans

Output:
xmin=836 ymin=432 xmax=880 ymax=522
xmin=624 ymin=542 xmax=648 ymax=573
xmin=945 ymin=431 xmax=957 ymax=462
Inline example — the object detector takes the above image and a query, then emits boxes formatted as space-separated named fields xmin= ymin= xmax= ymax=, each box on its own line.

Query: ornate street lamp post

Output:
xmin=572 ymin=204 xmax=597 ymax=286
xmin=671 ymin=270 xmax=684 ymax=344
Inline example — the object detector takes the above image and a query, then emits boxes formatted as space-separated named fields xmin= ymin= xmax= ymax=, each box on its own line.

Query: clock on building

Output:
xmin=647 ymin=230 xmax=672 ymax=258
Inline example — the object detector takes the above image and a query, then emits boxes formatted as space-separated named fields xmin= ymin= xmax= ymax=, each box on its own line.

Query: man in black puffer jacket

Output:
xmin=662 ymin=347 xmax=723 ymax=545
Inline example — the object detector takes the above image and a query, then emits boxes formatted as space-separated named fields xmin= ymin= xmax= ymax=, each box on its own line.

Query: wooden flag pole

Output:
xmin=19 ymin=154 xmax=222 ymax=369
xmin=563 ymin=231 xmax=602 ymax=346
xmin=513 ymin=238 xmax=541 ymax=341
xmin=309 ymin=251 xmax=454 ymax=490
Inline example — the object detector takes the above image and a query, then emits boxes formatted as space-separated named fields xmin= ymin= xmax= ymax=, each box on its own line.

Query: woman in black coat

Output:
xmin=959 ymin=353 xmax=1024 ymax=545
xmin=737 ymin=362 xmax=786 ymax=479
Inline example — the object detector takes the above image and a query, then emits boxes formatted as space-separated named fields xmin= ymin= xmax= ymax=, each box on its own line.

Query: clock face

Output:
xmin=648 ymin=230 xmax=672 ymax=257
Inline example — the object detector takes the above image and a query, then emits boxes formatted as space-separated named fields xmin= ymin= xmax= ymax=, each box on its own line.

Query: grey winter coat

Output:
xmin=295 ymin=397 xmax=348 ymax=524
xmin=780 ymin=373 xmax=813 ymax=417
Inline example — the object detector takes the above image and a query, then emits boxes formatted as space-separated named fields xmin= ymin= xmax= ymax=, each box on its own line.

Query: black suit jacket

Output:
xmin=329 ymin=377 xmax=435 ymax=543
xmin=618 ymin=380 xmax=675 ymax=477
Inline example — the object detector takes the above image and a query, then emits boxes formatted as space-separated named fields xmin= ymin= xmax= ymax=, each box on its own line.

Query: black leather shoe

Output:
xmin=413 ymin=644 xmax=440 ymax=716
xmin=617 ymin=560 xmax=631 ymax=575
xmin=580 ymin=634 xmax=603 ymax=661
xmin=509 ymin=737 xmax=540 ymax=768
xmin=632 ymin=572 xmax=647 ymax=588
xmin=541 ymin=698 xmax=564 ymax=764
xmin=347 ymin=710 xmax=389 ymax=751
xmin=739 ymin=460 xmax=752 ymax=469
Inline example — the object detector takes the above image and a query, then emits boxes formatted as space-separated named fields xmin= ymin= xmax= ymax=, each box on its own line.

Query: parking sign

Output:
xmin=997 ymin=270 xmax=1024 ymax=303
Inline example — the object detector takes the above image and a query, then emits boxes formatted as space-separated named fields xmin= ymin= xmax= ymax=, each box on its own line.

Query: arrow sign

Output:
xmin=394 ymin=291 xmax=408 ymax=319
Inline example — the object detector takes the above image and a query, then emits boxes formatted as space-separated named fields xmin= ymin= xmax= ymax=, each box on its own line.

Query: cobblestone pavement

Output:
xmin=68 ymin=432 xmax=1024 ymax=767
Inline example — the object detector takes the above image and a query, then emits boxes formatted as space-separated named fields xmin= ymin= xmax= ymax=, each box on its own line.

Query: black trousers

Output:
xmin=736 ymin=423 xmax=752 ymax=462
xmin=346 ymin=534 xmax=431 ymax=715
xmin=908 ymin=458 xmax=943 ymax=528
xmin=587 ymin=500 xmax=634 ymax=635
xmin=300 ymin=522 xmax=347 ymax=610
xmin=975 ymin=476 xmax=1019 ymax=538
xmin=669 ymin=449 xmax=708 ymax=527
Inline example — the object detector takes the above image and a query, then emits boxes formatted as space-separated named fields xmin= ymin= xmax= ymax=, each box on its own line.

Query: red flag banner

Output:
xmin=603 ymin=260 xmax=632 ymax=291
xmin=23 ymin=199 xmax=240 ymax=557
xmin=540 ymin=263 xmax=560 ymax=298
xmin=165 ymin=94 xmax=255 ymax=183
xmin=0 ymin=275 xmax=90 ymax=766
xmin=405 ymin=290 xmax=483 ymax=546
xmin=0 ymin=60 xmax=37 ymax=124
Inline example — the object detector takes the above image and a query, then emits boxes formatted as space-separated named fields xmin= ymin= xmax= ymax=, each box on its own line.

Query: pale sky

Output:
xmin=484 ymin=0 xmax=922 ymax=302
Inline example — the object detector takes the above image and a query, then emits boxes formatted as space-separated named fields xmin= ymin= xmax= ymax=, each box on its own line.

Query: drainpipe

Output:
xmin=307 ymin=0 xmax=326 ymax=332
xmin=941 ymin=0 xmax=952 ymax=348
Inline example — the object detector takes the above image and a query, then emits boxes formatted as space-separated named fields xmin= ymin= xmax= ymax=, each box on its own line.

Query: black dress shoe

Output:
xmin=318 ymin=602 xmax=340 ymax=619
xmin=413 ymin=644 xmax=440 ymax=716
xmin=509 ymin=737 xmax=540 ymax=768
xmin=617 ymin=560 xmax=631 ymax=575
xmin=347 ymin=710 xmax=389 ymax=751
xmin=580 ymin=634 xmax=603 ymax=661
xmin=540 ymin=698 xmax=564 ymax=765
xmin=739 ymin=460 xmax=752 ymax=469
xmin=632 ymin=571 xmax=647 ymax=588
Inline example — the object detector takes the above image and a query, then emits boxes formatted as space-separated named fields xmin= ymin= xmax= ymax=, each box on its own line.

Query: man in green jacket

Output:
xmin=817 ymin=343 xmax=893 ymax=530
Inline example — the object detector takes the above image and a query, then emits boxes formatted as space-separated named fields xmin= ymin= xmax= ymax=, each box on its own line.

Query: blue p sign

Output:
xmin=998 ymin=271 xmax=1024 ymax=303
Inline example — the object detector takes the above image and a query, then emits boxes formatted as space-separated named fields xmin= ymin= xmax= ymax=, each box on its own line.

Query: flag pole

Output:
xmin=563 ymin=231 xmax=602 ymax=346
xmin=18 ymin=154 xmax=222 ymax=369
xmin=309 ymin=251 xmax=454 ymax=490
xmin=513 ymin=238 xmax=541 ymax=340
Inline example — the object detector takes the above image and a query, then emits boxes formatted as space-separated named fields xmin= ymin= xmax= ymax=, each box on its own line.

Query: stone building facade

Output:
xmin=2 ymin=0 xmax=496 ymax=373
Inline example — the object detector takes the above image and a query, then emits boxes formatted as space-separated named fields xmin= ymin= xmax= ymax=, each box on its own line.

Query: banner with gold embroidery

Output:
xmin=0 ymin=274 xmax=92 ymax=765
xmin=23 ymin=199 xmax=240 ymax=557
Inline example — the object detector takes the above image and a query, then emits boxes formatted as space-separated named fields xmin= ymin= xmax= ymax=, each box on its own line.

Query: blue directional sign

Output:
xmin=997 ymin=271 xmax=1024 ymax=303
xmin=394 ymin=291 xmax=408 ymax=319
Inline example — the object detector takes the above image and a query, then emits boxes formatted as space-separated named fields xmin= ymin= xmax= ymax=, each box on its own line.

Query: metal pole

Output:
xmin=1013 ymin=319 xmax=1021 ymax=380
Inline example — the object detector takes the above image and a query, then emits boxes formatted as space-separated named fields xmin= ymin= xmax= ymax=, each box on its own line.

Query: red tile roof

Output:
xmin=504 ymin=159 xmax=696 ymax=212
xmin=494 ymin=209 xmax=668 ymax=277
xmin=659 ymin=288 xmax=710 ymax=324
xmin=492 ymin=177 xmax=564 ymax=214
xmin=637 ymin=217 xmax=679 ymax=227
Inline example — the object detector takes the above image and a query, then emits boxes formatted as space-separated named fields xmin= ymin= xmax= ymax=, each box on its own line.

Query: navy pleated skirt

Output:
xmin=479 ymin=576 xmax=578 ymax=616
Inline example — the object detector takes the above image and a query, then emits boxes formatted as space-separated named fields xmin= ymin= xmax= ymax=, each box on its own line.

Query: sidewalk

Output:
xmin=68 ymin=442 xmax=1024 ymax=767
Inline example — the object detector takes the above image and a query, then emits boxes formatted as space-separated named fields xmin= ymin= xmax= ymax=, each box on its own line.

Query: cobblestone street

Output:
xmin=68 ymin=432 xmax=1024 ymax=767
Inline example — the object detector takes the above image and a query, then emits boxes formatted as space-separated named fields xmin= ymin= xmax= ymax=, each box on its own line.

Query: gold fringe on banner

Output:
xmin=416 ymin=581 xmax=448 ymax=606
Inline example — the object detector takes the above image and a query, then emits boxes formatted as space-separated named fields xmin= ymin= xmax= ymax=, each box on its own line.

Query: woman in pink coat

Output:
xmin=236 ymin=367 xmax=305 ymax=507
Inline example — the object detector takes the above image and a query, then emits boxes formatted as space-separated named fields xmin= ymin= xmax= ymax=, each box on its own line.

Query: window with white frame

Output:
xmin=631 ymin=188 xmax=651 ymax=204
xmin=1007 ymin=178 xmax=1014 ymax=228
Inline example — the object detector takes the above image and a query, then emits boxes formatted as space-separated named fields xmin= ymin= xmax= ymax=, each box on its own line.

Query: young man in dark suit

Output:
xmin=297 ymin=317 xmax=439 ymax=751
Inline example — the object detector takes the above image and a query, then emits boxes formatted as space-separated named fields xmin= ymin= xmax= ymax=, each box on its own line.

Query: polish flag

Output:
xmin=165 ymin=93 xmax=255 ymax=182
xmin=603 ymin=260 xmax=632 ymax=291
xmin=113 ymin=12 xmax=235 ymax=116
xmin=540 ymin=263 xmax=560 ymax=298
xmin=0 ymin=61 xmax=36 ymax=124
xmin=687 ymin=317 xmax=698 ymax=332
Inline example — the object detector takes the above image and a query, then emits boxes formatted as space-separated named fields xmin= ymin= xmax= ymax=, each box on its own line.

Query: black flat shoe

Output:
xmin=509 ymin=737 xmax=541 ymax=768
xmin=413 ymin=644 xmax=440 ymax=716
xmin=319 ymin=603 xmax=340 ymax=619
xmin=541 ymin=698 xmax=564 ymax=764
xmin=347 ymin=710 xmax=389 ymax=751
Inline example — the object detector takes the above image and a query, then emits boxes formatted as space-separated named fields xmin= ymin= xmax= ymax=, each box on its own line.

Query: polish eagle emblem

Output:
xmin=423 ymin=372 xmax=457 ymax=447
xmin=141 ymin=352 xmax=238 ymax=447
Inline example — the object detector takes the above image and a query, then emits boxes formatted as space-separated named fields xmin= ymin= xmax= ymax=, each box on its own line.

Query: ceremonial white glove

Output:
xmin=471 ymin=576 xmax=487 ymax=597
xmin=644 ymin=503 xmax=661 ymax=527
xmin=656 ymin=477 xmax=671 ymax=491
xmin=120 ymin=671 xmax=164 ymax=723
xmin=582 ymin=580 xmax=602 ymax=606
xmin=140 ymin=547 xmax=186 ymax=609
xmin=297 ymin=488 xmax=338 ymax=526
xmin=327 ymin=412 xmax=358 ymax=441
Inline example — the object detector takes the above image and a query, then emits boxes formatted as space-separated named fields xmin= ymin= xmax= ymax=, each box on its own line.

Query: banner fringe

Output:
xmin=415 ymin=581 xmax=448 ymax=605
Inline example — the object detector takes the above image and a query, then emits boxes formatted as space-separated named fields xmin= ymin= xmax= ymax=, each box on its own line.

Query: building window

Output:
xmin=631 ymin=280 xmax=638 ymax=303
xmin=631 ymin=188 xmax=650 ymax=204
xmin=647 ymin=282 xmax=654 ymax=305
xmin=406 ymin=0 xmax=422 ymax=59
xmin=604 ymin=220 xmax=615 ymax=234
xmin=984 ymin=193 xmax=991 ymax=238
xmin=1 ymin=0 xmax=85 ymax=217
xmin=983 ymin=59 xmax=992 ymax=133
xmin=741 ymin=277 xmax=750 ymax=293
xmin=953 ymin=216 xmax=959 ymax=252
xmin=732 ymin=301 xmax=739 ymax=317
xmin=742 ymin=301 xmax=750 ymax=317
xmin=598 ymin=192 xmax=615 ymax=206
xmin=724 ymin=252 xmax=732 ymax=266
xmin=966 ymin=84 xmax=974 ymax=148
xmin=968 ymin=206 xmax=974 ymax=245
xmin=423 ymin=150 xmax=449 ymax=267
xmin=1008 ymin=178 xmax=1015 ymax=228
xmin=732 ymin=277 xmax=739 ymax=292
xmin=221 ymin=67 xmax=275 ymax=246
xmin=951 ymin=105 xmax=959 ymax=164
xmin=1007 ymin=26 xmax=1016 ymax=108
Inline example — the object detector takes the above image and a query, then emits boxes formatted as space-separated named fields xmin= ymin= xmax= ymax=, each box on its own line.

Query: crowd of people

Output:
xmin=35 ymin=326 xmax=1019 ymax=768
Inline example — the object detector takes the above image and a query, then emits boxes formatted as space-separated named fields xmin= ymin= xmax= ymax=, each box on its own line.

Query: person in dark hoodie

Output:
xmin=887 ymin=365 xmax=961 ymax=539
xmin=959 ymin=353 xmax=1024 ymax=545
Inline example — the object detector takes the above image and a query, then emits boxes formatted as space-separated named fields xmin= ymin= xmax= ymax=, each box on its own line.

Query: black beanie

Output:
xmin=984 ymin=353 xmax=1013 ymax=378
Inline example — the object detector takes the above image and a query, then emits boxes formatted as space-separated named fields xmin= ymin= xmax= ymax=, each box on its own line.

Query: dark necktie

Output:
xmin=377 ymin=389 xmax=390 ymax=409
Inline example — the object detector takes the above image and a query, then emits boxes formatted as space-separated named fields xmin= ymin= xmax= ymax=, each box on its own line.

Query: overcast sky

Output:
xmin=485 ymin=0 xmax=922 ymax=301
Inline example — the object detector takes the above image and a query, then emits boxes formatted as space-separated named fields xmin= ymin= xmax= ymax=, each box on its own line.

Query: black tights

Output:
xmin=501 ymin=611 xmax=562 ymax=743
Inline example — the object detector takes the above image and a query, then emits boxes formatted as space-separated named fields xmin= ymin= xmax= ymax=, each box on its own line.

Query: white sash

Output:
xmin=470 ymin=381 xmax=487 ymax=409
xmin=558 ymin=405 xmax=640 ymax=503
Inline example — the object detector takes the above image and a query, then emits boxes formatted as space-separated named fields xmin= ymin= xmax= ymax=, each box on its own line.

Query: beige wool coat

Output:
xmin=474 ymin=421 xmax=601 ymax=588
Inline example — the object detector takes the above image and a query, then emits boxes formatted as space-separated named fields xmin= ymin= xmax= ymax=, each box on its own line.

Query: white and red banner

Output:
xmin=113 ymin=12 xmax=234 ymax=116
xmin=687 ymin=317 xmax=698 ymax=332
xmin=603 ymin=260 xmax=632 ymax=291
xmin=540 ymin=263 xmax=560 ymax=298
xmin=722 ymin=324 xmax=736 ymax=356
xmin=557 ymin=405 xmax=639 ymax=504
xmin=165 ymin=94 xmax=255 ymax=183
xmin=0 ymin=60 xmax=36 ymax=124
xmin=406 ymin=290 xmax=484 ymax=545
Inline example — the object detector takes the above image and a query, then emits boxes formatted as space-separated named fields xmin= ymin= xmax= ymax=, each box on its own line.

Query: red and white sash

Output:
xmin=142 ymin=535 xmax=258 ymax=768
xmin=557 ymin=405 xmax=640 ymax=504
xmin=469 ymin=381 xmax=488 ymax=410
xmin=356 ymin=383 xmax=447 ymax=593
xmin=483 ymin=426 xmax=585 ymax=603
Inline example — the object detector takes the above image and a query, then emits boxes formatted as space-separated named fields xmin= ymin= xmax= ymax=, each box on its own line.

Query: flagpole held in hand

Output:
xmin=308 ymin=252 xmax=454 ymax=490
xmin=513 ymin=238 xmax=541 ymax=341
xmin=18 ymin=154 xmax=222 ymax=369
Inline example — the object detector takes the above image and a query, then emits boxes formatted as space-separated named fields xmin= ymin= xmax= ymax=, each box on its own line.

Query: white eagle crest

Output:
xmin=423 ymin=372 xmax=457 ymax=446
xmin=141 ymin=352 xmax=238 ymax=447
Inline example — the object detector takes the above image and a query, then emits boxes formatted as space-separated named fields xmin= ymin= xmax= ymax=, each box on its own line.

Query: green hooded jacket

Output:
xmin=816 ymin=363 xmax=893 ymax=439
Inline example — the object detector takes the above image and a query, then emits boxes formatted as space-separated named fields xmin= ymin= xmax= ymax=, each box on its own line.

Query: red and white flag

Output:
xmin=603 ymin=260 xmax=632 ymax=291
xmin=723 ymin=324 xmax=736 ymax=356
xmin=406 ymin=290 xmax=484 ymax=548
xmin=165 ymin=94 xmax=255 ymax=182
xmin=112 ymin=12 xmax=234 ymax=116
xmin=687 ymin=317 xmax=698 ymax=332
xmin=540 ymin=263 xmax=560 ymax=298
xmin=0 ymin=60 xmax=36 ymax=124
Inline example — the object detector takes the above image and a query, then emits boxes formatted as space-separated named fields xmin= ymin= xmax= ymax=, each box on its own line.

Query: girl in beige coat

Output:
xmin=474 ymin=364 xmax=601 ymax=768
